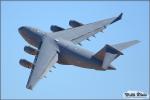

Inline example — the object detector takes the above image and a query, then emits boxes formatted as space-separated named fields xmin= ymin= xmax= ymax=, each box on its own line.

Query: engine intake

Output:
xmin=50 ymin=25 xmax=64 ymax=32
xmin=69 ymin=20 xmax=83 ymax=28
xmin=19 ymin=59 xmax=33 ymax=69
xmin=24 ymin=46 xmax=39 ymax=55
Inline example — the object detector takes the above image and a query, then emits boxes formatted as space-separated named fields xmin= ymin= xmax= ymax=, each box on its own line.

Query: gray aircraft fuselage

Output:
xmin=19 ymin=26 xmax=112 ymax=71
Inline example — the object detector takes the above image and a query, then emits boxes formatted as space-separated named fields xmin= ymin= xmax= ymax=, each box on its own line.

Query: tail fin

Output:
xmin=94 ymin=40 xmax=140 ymax=70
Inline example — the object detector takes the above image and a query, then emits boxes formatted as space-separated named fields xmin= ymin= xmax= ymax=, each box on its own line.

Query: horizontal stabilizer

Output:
xmin=94 ymin=40 xmax=140 ymax=70
xmin=94 ymin=44 xmax=123 ymax=61
xmin=111 ymin=40 xmax=140 ymax=51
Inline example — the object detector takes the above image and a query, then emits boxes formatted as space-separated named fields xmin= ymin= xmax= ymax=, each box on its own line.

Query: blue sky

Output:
xmin=1 ymin=1 xmax=149 ymax=99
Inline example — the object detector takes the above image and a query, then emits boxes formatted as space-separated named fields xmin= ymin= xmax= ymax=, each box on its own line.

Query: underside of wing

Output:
xmin=50 ymin=13 xmax=123 ymax=44
xmin=26 ymin=35 xmax=58 ymax=90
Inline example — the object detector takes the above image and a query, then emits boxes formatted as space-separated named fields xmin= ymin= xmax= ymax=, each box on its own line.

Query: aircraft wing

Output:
xmin=26 ymin=35 xmax=58 ymax=90
xmin=51 ymin=13 xmax=123 ymax=44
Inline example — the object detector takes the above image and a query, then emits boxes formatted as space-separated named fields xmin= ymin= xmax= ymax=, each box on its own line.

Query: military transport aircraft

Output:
xmin=18 ymin=13 xmax=140 ymax=90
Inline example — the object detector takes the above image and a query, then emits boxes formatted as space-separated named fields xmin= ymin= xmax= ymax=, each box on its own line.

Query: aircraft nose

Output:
xmin=18 ymin=26 xmax=30 ymax=37
xmin=18 ymin=26 xmax=26 ymax=33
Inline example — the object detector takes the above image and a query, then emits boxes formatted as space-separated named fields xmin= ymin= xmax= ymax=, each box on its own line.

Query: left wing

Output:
xmin=26 ymin=34 xmax=58 ymax=90
xmin=50 ymin=13 xmax=123 ymax=44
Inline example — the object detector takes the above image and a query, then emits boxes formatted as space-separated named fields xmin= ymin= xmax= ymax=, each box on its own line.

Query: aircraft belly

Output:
xmin=57 ymin=39 xmax=101 ymax=68
xmin=60 ymin=49 xmax=101 ymax=68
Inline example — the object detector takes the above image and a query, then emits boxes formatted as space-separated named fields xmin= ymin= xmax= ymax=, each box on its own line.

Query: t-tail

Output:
xmin=94 ymin=40 xmax=140 ymax=70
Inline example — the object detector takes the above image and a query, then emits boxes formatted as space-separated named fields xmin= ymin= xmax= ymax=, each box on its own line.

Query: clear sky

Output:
xmin=1 ymin=1 xmax=149 ymax=99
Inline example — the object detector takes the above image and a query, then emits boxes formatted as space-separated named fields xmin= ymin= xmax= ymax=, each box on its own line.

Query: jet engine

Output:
xmin=69 ymin=20 xmax=83 ymax=28
xmin=19 ymin=59 xmax=33 ymax=69
xmin=24 ymin=46 xmax=39 ymax=55
xmin=50 ymin=25 xmax=64 ymax=32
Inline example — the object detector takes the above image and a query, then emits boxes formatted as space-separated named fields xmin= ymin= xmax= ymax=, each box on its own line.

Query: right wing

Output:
xmin=50 ymin=13 xmax=123 ymax=44
xmin=26 ymin=34 xmax=58 ymax=90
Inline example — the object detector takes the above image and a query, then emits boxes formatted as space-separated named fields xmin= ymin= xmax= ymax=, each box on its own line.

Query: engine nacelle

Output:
xmin=19 ymin=59 xmax=33 ymax=69
xmin=24 ymin=46 xmax=38 ymax=55
xmin=69 ymin=20 xmax=83 ymax=28
xmin=50 ymin=25 xmax=64 ymax=32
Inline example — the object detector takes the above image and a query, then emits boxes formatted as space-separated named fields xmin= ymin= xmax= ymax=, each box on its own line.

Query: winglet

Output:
xmin=26 ymin=85 xmax=33 ymax=90
xmin=111 ymin=13 xmax=123 ymax=24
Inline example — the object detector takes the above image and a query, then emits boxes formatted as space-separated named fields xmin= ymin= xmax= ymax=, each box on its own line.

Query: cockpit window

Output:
xmin=31 ymin=27 xmax=43 ymax=33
